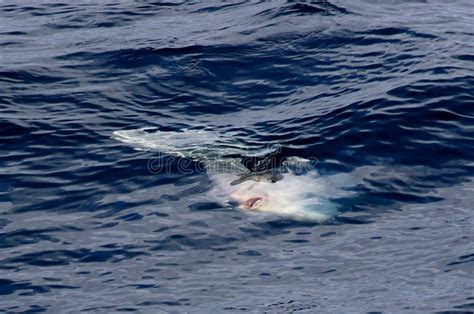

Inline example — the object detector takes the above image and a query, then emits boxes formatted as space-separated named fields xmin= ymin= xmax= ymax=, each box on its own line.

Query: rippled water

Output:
xmin=1 ymin=1 xmax=473 ymax=312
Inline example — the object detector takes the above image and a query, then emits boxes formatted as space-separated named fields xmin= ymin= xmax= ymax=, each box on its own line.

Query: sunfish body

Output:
xmin=113 ymin=128 xmax=339 ymax=222
xmin=209 ymin=170 xmax=336 ymax=221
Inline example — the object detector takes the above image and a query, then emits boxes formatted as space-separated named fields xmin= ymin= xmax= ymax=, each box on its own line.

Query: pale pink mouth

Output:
xmin=242 ymin=197 xmax=263 ymax=209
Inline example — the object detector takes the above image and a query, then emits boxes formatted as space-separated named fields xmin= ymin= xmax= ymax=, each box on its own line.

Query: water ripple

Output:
xmin=1 ymin=0 xmax=473 ymax=312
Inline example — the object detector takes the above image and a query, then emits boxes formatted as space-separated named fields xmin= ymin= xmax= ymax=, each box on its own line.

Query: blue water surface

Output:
xmin=1 ymin=1 xmax=473 ymax=312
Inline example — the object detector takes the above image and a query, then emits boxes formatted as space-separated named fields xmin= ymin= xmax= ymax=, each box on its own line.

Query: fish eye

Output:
xmin=244 ymin=197 xmax=263 ymax=209
xmin=252 ymin=198 xmax=263 ymax=208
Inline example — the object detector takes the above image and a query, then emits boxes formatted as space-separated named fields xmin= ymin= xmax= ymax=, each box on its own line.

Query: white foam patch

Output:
xmin=113 ymin=128 xmax=219 ymax=156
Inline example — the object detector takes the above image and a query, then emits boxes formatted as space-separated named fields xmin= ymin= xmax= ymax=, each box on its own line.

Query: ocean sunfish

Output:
xmin=112 ymin=128 xmax=339 ymax=222
xmin=208 ymin=170 xmax=336 ymax=221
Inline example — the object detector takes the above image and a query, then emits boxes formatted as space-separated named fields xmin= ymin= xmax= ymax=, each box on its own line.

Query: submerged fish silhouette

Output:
xmin=113 ymin=128 xmax=339 ymax=222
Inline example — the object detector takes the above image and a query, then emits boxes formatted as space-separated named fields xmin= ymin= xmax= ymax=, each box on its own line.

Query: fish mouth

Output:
xmin=242 ymin=197 xmax=263 ymax=209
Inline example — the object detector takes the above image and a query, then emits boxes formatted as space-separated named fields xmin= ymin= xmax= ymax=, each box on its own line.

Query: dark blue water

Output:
xmin=1 ymin=1 xmax=473 ymax=312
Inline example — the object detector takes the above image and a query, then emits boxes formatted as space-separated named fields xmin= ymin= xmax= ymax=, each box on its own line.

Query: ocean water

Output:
xmin=1 ymin=1 xmax=473 ymax=312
